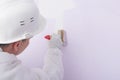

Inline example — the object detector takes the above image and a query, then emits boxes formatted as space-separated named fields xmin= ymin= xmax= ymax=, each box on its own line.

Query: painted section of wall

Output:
xmin=18 ymin=0 xmax=120 ymax=80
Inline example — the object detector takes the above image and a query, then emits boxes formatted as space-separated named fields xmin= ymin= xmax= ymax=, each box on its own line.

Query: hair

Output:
xmin=0 ymin=39 xmax=27 ymax=48
xmin=0 ymin=44 xmax=10 ymax=48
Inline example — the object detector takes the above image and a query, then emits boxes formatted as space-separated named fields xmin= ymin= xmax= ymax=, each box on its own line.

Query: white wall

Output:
xmin=18 ymin=0 xmax=120 ymax=80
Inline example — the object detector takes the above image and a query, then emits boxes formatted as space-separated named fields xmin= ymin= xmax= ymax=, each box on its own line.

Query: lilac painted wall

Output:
xmin=18 ymin=0 xmax=120 ymax=80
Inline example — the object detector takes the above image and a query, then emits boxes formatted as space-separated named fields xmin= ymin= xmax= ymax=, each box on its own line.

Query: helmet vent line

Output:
xmin=30 ymin=17 xmax=35 ymax=22
xmin=20 ymin=20 xmax=25 ymax=26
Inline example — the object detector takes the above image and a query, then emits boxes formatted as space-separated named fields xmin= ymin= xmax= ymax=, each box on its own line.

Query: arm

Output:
xmin=43 ymin=34 xmax=64 ymax=80
xmin=31 ymin=33 xmax=64 ymax=80
xmin=43 ymin=48 xmax=63 ymax=80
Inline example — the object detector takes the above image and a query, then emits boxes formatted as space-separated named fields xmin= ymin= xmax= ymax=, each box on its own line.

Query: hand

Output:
xmin=48 ymin=33 xmax=63 ymax=49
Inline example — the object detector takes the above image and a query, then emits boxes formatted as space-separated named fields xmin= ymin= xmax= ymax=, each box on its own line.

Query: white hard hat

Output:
xmin=0 ymin=0 xmax=46 ymax=44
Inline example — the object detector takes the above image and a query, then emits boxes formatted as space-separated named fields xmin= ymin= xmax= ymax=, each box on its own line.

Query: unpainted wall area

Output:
xmin=18 ymin=0 xmax=120 ymax=80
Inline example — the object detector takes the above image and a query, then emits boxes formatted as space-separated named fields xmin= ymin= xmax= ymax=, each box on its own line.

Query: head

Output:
xmin=0 ymin=0 xmax=46 ymax=55
xmin=0 ymin=39 xmax=30 ymax=55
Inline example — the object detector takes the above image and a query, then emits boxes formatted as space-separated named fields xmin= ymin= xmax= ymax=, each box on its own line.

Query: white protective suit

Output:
xmin=0 ymin=34 xmax=64 ymax=80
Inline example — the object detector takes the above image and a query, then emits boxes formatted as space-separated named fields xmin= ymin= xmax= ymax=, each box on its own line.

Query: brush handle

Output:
xmin=58 ymin=30 xmax=65 ymax=42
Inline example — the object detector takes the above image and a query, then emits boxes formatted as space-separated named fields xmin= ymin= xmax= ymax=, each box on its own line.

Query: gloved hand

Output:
xmin=47 ymin=33 xmax=63 ymax=49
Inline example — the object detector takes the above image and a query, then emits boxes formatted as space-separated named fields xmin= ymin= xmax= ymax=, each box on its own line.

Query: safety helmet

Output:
xmin=0 ymin=0 xmax=46 ymax=44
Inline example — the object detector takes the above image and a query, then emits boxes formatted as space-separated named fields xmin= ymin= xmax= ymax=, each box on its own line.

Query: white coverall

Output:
xmin=0 ymin=34 xmax=64 ymax=80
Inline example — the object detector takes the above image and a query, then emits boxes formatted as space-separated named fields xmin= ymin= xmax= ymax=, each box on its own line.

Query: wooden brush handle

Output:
xmin=58 ymin=30 xmax=65 ymax=42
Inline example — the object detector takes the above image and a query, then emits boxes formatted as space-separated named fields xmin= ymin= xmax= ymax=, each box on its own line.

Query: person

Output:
xmin=0 ymin=0 xmax=64 ymax=80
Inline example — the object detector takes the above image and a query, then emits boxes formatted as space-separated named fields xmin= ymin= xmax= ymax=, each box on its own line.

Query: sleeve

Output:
xmin=43 ymin=47 xmax=64 ymax=80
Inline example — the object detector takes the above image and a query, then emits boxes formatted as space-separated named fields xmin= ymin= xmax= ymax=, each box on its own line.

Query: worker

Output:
xmin=0 ymin=0 xmax=64 ymax=80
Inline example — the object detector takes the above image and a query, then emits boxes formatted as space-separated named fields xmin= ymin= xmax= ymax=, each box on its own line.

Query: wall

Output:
xmin=18 ymin=0 xmax=120 ymax=80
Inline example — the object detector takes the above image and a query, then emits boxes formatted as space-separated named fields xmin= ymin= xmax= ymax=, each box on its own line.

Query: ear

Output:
xmin=12 ymin=41 xmax=22 ymax=52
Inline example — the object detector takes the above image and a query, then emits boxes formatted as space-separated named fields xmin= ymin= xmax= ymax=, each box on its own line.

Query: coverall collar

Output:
xmin=0 ymin=48 xmax=18 ymax=63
